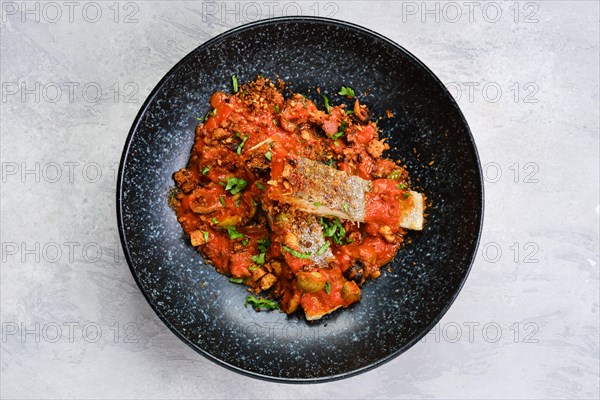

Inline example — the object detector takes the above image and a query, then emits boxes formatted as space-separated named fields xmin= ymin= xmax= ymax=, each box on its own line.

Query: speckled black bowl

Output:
xmin=117 ymin=17 xmax=483 ymax=382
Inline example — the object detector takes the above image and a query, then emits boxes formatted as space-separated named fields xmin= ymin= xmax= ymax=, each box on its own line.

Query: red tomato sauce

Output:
xmin=170 ymin=77 xmax=422 ymax=320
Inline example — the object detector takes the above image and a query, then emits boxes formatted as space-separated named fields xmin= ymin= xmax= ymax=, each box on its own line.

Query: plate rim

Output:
xmin=116 ymin=15 xmax=485 ymax=383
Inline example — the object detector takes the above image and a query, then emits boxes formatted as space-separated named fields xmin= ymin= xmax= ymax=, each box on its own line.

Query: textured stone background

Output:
xmin=1 ymin=1 xmax=598 ymax=399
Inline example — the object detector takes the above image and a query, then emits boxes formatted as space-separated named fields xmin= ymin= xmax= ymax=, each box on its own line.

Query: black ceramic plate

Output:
xmin=117 ymin=17 xmax=483 ymax=382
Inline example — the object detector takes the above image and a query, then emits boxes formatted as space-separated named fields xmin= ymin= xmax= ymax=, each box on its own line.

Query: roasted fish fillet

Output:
xmin=278 ymin=156 xmax=372 ymax=222
xmin=273 ymin=156 xmax=424 ymax=230
xmin=268 ymin=212 xmax=334 ymax=268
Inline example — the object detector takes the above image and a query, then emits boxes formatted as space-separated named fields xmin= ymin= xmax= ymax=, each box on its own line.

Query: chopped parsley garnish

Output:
xmin=404 ymin=192 xmax=412 ymax=199
xmin=202 ymin=166 xmax=210 ymax=175
xmin=212 ymin=108 xmax=217 ymax=117
xmin=201 ymin=231 xmax=209 ymax=243
xmin=332 ymin=121 xmax=347 ymax=140
xmin=224 ymin=177 xmax=247 ymax=195
xmin=231 ymin=74 xmax=238 ymax=93
xmin=251 ymin=253 xmax=265 ymax=265
xmin=212 ymin=217 xmax=218 ymax=225
xmin=244 ymin=296 xmax=279 ymax=311
xmin=218 ymin=197 xmax=226 ymax=206
xmin=274 ymin=104 xmax=280 ymax=114
xmin=325 ymin=281 xmax=331 ymax=294
xmin=249 ymin=265 xmax=259 ymax=271
xmin=258 ymin=237 xmax=271 ymax=253
xmin=319 ymin=217 xmax=347 ymax=245
xmin=323 ymin=95 xmax=331 ymax=114
xmin=338 ymin=86 xmax=355 ymax=97
xmin=314 ymin=202 xmax=322 ymax=207
xmin=226 ymin=226 xmax=245 ymax=240
xmin=342 ymin=203 xmax=349 ymax=213
xmin=316 ymin=242 xmax=331 ymax=256
xmin=252 ymin=236 xmax=270 ymax=264
xmin=265 ymin=150 xmax=272 ymax=161
xmin=256 ymin=182 xmax=264 ymax=190
xmin=241 ymin=238 xmax=249 ymax=246
xmin=346 ymin=109 xmax=354 ymax=115
xmin=282 ymin=245 xmax=312 ymax=259
xmin=236 ymin=134 xmax=248 ymax=155
xmin=229 ymin=277 xmax=243 ymax=284
xmin=396 ymin=183 xmax=407 ymax=190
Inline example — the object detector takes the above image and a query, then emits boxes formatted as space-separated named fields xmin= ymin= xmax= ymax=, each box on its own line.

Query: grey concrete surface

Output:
xmin=1 ymin=1 xmax=598 ymax=399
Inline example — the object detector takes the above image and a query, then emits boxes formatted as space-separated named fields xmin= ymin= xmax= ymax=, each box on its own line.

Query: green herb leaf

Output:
xmin=323 ymin=95 xmax=331 ymax=114
xmin=325 ymin=281 xmax=331 ymax=294
xmin=257 ymin=237 xmax=271 ymax=253
xmin=256 ymin=182 xmax=264 ymax=190
xmin=231 ymin=74 xmax=238 ymax=93
xmin=203 ymin=110 xmax=213 ymax=121
xmin=236 ymin=134 xmax=248 ymax=155
xmin=242 ymin=238 xmax=249 ymax=246
xmin=218 ymin=197 xmax=226 ymax=206
xmin=342 ymin=203 xmax=349 ymax=213
xmin=404 ymin=192 xmax=411 ymax=199
xmin=212 ymin=217 xmax=218 ymax=225
xmin=396 ymin=183 xmax=407 ymax=190
xmin=227 ymin=226 xmax=245 ymax=240
xmin=229 ymin=277 xmax=243 ymax=284
xmin=316 ymin=242 xmax=331 ymax=256
xmin=251 ymin=253 xmax=265 ymax=265
xmin=338 ymin=86 xmax=355 ymax=98
xmin=332 ymin=121 xmax=347 ymax=140
xmin=201 ymin=231 xmax=209 ymax=243
xmin=202 ymin=166 xmax=210 ymax=175
xmin=249 ymin=265 xmax=259 ymax=271
xmin=319 ymin=217 xmax=347 ymax=245
xmin=274 ymin=104 xmax=280 ymax=114
xmin=244 ymin=295 xmax=279 ymax=311
xmin=282 ymin=245 xmax=312 ymax=259
xmin=265 ymin=151 xmax=272 ymax=161
xmin=314 ymin=202 xmax=322 ymax=207
xmin=224 ymin=177 xmax=247 ymax=195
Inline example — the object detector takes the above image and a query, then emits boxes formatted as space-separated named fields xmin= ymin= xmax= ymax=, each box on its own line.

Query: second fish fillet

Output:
xmin=272 ymin=156 xmax=424 ymax=230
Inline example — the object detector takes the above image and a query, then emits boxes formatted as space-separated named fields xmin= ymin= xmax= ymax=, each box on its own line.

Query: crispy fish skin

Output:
xmin=402 ymin=191 xmax=424 ymax=230
xmin=268 ymin=212 xmax=334 ymax=268
xmin=286 ymin=216 xmax=335 ymax=268
xmin=280 ymin=157 xmax=372 ymax=222
xmin=278 ymin=156 xmax=424 ymax=230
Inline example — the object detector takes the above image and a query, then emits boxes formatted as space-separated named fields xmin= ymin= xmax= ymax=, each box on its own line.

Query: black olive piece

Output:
xmin=344 ymin=260 xmax=364 ymax=283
